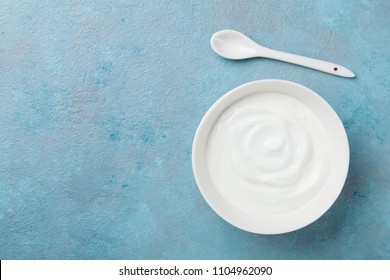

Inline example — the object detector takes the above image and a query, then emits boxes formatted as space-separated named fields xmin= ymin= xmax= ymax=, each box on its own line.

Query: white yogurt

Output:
xmin=206 ymin=92 xmax=331 ymax=214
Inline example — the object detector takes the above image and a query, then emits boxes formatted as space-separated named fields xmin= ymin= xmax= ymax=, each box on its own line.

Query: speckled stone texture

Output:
xmin=0 ymin=0 xmax=389 ymax=259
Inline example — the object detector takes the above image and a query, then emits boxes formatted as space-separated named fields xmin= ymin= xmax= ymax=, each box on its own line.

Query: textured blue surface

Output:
xmin=0 ymin=0 xmax=389 ymax=259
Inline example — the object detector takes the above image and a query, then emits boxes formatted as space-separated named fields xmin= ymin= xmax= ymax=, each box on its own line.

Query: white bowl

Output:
xmin=192 ymin=80 xmax=349 ymax=234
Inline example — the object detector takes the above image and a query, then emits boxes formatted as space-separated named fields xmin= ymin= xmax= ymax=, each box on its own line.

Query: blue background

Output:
xmin=0 ymin=0 xmax=389 ymax=259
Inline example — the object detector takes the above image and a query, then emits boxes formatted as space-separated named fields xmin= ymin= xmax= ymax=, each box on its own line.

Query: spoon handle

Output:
xmin=261 ymin=48 xmax=355 ymax=78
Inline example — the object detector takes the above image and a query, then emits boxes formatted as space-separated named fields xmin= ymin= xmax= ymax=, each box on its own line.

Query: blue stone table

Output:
xmin=0 ymin=0 xmax=389 ymax=259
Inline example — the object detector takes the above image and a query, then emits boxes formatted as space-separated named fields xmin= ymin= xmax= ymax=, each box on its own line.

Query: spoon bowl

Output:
xmin=211 ymin=30 xmax=262 ymax=60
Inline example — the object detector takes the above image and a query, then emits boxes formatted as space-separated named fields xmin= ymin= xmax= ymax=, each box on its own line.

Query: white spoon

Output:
xmin=211 ymin=30 xmax=355 ymax=78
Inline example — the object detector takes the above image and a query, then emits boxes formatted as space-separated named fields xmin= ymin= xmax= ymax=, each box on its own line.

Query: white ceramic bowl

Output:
xmin=192 ymin=80 xmax=349 ymax=234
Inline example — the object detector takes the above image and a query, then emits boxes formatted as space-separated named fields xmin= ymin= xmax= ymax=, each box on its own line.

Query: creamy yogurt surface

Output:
xmin=206 ymin=92 xmax=331 ymax=214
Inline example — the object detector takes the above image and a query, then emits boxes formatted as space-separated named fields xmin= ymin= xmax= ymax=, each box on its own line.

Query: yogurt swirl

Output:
xmin=206 ymin=92 xmax=330 ymax=214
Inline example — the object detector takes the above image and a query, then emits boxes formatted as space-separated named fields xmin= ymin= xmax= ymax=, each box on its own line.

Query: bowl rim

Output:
xmin=192 ymin=79 xmax=350 ymax=234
